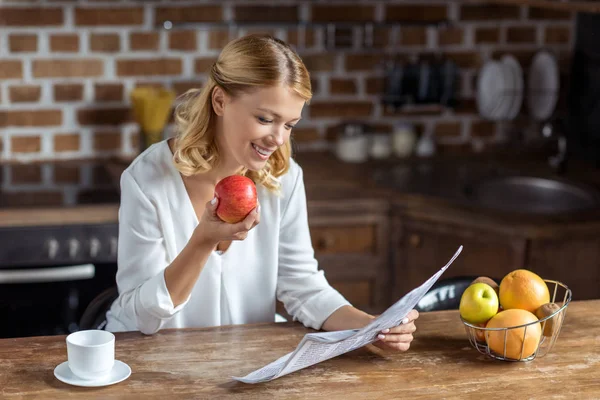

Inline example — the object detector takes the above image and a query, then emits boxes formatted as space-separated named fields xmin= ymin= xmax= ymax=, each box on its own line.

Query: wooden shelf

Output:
xmin=478 ymin=0 xmax=600 ymax=13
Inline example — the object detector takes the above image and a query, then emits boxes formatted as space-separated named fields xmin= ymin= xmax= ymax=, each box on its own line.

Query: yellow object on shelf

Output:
xmin=130 ymin=87 xmax=176 ymax=151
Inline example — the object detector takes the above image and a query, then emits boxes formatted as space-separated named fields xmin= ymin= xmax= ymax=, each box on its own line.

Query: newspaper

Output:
xmin=233 ymin=245 xmax=463 ymax=384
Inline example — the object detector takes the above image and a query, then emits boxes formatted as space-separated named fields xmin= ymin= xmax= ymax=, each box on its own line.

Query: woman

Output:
xmin=105 ymin=35 xmax=418 ymax=352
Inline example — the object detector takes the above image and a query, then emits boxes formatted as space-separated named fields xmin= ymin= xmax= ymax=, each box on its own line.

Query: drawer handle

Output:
xmin=409 ymin=234 xmax=422 ymax=248
xmin=316 ymin=234 xmax=336 ymax=251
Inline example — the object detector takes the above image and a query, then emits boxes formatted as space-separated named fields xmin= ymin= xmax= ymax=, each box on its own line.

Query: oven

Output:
xmin=0 ymin=224 xmax=119 ymax=338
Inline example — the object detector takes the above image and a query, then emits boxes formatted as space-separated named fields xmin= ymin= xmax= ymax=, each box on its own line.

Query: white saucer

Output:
xmin=54 ymin=360 xmax=131 ymax=387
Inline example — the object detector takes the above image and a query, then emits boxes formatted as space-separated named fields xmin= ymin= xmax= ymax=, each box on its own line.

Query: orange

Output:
xmin=499 ymin=269 xmax=550 ymax=313
xmin=485 ymin=309 xmax=542 ymax=360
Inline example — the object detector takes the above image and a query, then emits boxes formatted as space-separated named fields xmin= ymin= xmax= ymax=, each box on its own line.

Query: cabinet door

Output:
xmin=528 ymin=236 xmax=600 ymax=301
xmin=393 ymin=217 xmax=527 ymax=299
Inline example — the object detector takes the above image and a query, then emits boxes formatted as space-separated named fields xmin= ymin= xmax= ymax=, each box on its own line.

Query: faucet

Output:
xmin=541 ymin=119 xmax=568 ymax=174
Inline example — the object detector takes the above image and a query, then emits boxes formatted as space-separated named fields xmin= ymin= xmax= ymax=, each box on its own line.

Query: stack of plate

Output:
xmin=476 ymin=55 xmax=524 ymax=121
xmin=527 ymin=51 xmax=560 ymax=121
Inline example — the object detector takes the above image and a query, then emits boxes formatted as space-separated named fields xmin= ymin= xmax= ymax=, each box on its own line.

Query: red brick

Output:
xmin=208 ymin=30 xmax=231 ymax=50
xmin=309 ymin=101 xmax=373 ymax=118
xmin=172 ymin=81 xmax=203 ymax=96
xmin=54 ymin=165 xmax=81 ymax=184
xmin=383 ymin=105 xmax=444 ymax=117
xmin=400 ymin=27 xmax=427 ymax=46
xmin=169 ymin=30 xmax=197 ymax=51
xmin=78 ymin=108 xmax=132 ymax=126
xmin=345 ymin=54 xmax=385 ymax=71
xmin=454 ymin=98 xmax=478 ymax=115
xmin=506 ymin=27 xmax=537 ymax=44
xmin=95 ymin=83 xmax=123 ymax=102
xmin=545 ymin=26 xmax=571 ymax=44
xmin=311 ymin=5 xmax=374 ymax=22
xmin=310 ymin=78 xmax=320 ymax=94
xmin=54 ymin=84 xmax=84 ymax=102
xmin=434 ymin=121 xmax=462 ymax=138
xmin=444 ymin=52 xmax=482 ymax=68
xmin=438 ymin=27 xmax=464 ymax=46
xmin=54 ymin=133 xmax=81 ymax=152
xmin=194 ymin=57 xmax=218 ymax=74
xmin=33 ymin=59 xmax=103 ymax=78
xmin=470 ymin=120 xmax=496 ymax=138
xmin=235 ymin=6 xmax=298 ymax=22
xmin=90 ymin=33 xmax=120 ymax=53
xmin=75 ymin=7 xmax=144 ymax=26
xmin=116 ymin=59 xmax=182 ymax=77
xmin=11 ymin=165 xmax=42 ymax=184
xmin=287 ymin=29 xmax=300 ymax=47
xmin=0 ymin=61 xmax=23 ymax=79
xmin=302 ymin=54 xmax=336 ymax=72
xmin=461 ymin=5 xmax=520 ymax=20
xmin=529 ymin=7 xmax=572 ymax=20
xmin=475 ymin=28 xmax=500 ymax=44
xmin=370 ymin=27 xmax=392 ymax=48
xmin=11 ymin=136 xmax=41 ymax=153
xmin=9 ymin=85 xmax=41 ymax=103
xmin=155 ymin=6 xmax=223 ymax=25
xmin=9 ymin=34 xmax=37 ymax=52
xmin=130 ymin=32 xmax=159 ymax=51
xmin=50 ymin=34 xmax=79 ymax=52
xmin=93 ymin=131 xmax=122 ymax=151
xmin=366 ymin=77 xmax=384 ymax=94
xmin=0 ymin=110 xmax=62 ymax=128
xmin=292 ymin=127 xmax=320 ymax=143
xmin=329 ymin=78 xmax=357 ymax=95
xmin=386 ymin=5 xmax=447 ymax=22
xmin=306 ymin=29 xmax=318 ymax=48
xmin=0 ymin=7 xmax=63 ymax=26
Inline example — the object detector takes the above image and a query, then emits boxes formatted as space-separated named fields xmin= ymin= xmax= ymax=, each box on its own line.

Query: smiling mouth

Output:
xmin=252 ymin=143 xmax=275 ymax=157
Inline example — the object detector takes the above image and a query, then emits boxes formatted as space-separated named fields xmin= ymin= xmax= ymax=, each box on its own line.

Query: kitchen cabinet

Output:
xmin=528 ymin=235 xmax=600 ymax=300
xmin=391 ymin=214 xmax=527 ymax=299
xmin=276 ymin=199 xmax=391 ymax=320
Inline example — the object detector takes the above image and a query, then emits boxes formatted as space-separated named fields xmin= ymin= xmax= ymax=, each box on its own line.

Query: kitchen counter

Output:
xmin=1 ymin=300 xmax=598 ymax=399
xmin=1 ymin=150 xmax=600 ymax=238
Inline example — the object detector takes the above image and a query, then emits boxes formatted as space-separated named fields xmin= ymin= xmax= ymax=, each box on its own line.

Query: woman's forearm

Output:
xmin=321 ymin=305 xmax=375 ymax=331
xmin=164 ymin=236 xmax=214 ymax=307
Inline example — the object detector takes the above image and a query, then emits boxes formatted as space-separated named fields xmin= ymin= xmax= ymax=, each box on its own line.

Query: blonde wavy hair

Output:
xmin=172 ymin=34 xmax=312 ymax=192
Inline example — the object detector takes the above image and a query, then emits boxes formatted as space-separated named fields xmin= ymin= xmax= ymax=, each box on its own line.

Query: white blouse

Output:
xmin=105 ymin=140 xmax=350 ymax=334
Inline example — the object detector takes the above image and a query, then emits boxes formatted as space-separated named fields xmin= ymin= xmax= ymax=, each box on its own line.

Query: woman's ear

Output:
xmin=212 ymin=86 xmax=227 ymax=116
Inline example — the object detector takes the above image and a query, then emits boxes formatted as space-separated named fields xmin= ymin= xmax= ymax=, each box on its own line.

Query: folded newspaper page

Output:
xmin=233 ymin=245 xmax=463 ymax=384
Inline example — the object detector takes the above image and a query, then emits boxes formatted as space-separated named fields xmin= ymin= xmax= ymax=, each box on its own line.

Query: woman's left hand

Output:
xmin=373 ymin=309 xmax=419 ymax=352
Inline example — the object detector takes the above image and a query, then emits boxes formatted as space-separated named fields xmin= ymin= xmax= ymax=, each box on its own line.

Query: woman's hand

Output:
xmin=191 ymin=196 xmax=260 ymax=248
xmin=373 ymin=309 xmax=419 ymax=352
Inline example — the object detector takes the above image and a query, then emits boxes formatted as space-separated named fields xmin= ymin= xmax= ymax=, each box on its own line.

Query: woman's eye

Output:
xmin=257 ymin=117 xmax=272 ymax=124
xmin=285 ymin=125 xmax=295 ymax=130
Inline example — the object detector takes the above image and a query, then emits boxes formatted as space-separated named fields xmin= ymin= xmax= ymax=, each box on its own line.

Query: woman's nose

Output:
xmin=271 ymin=127 xmax=285 ymax=146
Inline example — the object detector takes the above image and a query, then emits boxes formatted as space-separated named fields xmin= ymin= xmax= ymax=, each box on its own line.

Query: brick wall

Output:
xmin=0 ymin=1 xmax=575 ymax=162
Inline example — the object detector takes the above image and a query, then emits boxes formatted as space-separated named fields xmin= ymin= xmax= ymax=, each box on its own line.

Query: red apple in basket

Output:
xmin=215 ymin=175 xmax=257 ymax=223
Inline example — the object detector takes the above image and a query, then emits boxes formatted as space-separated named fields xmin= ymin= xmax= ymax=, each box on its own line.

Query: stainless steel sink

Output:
xmin=467 ymin=176 xmax=600 ymax=214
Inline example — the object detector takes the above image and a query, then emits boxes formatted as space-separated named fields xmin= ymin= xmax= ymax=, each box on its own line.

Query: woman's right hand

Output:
xmin=191 ymin=196 xmax=260 ymax=248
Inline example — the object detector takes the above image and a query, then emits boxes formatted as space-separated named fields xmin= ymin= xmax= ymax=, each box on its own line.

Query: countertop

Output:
xmin=1 ymin=150 xmax=600 ymax=238
xmin=1 ymin=300 xmax=598 ymax=399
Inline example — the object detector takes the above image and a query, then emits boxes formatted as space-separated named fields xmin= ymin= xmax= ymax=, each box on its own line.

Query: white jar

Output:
xmin=336 ymin=134 xmax=369 ymax=163
xmin=392 ymin=123 xmax=417 ymax=158
xmin=369 ymin=133 xmax=392 ymax=159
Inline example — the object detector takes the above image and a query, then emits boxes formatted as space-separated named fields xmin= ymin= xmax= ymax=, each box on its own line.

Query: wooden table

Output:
xmin=1 ymin=300 xmax=599 ymax=399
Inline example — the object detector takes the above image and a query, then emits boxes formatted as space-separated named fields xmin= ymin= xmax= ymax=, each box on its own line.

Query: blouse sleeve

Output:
xmin=112 ymin=170 xmax=191 ymax=334
xmin=276 ymin=163 xmax=351 ymax=330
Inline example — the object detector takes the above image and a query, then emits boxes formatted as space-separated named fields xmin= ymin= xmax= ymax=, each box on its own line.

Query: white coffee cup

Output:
xmin=66 ymin=330 xmax=115 ymax=380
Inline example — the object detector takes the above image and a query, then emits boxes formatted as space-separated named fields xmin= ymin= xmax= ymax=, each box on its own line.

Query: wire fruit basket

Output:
xmin=461 ymin=279 xmax=572 ymax=362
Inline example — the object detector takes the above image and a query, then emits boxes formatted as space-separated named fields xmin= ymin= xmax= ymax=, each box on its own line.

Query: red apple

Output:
xmin=214 ymin=175 xmax=257 ymax=223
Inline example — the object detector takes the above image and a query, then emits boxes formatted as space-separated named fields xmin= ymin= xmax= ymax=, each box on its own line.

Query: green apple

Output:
xmin=459 ymin=283 xmax=499 ymax=324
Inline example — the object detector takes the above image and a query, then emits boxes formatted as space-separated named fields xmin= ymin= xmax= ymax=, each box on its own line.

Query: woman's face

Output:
xmin=215 ymin=84 xmax=305 ymax=172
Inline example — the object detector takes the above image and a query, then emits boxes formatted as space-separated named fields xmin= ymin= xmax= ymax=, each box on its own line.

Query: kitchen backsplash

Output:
xmin=0 ymin=1 xmax=575 ymax=162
